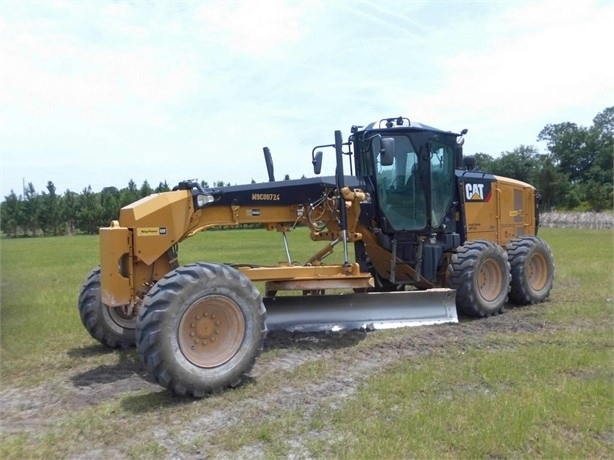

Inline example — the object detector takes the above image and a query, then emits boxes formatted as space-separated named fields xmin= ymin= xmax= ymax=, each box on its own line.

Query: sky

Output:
xmin=1 ymin=0 xmax=613 ymax=198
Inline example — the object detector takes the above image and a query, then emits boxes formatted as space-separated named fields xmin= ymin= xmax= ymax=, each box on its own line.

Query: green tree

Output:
xmin=532 ymin=156 xmax=573 ymax=211
xmin=0 ymin=191 xmax=22 ymax=236
xmin=584 ymin=107 xmax=614 ymax=210
xmin=538 ymin=106 xmax=613 ymax=210
xmin=22 ymin=182 xmax=41 ymax=236
xmin=155 ymin=181 xmax=171 ymax=193
xmin=100 ymin=187 xmax=120 ymax=226
xmin=582 ymin=175 xmax=613 ymax=212
xmin=40 ymin=181 xmax=61 ymax=235
xmin=140 ymin=180 xmax=153 ymax=198
xmin=538 ymin=122 xmax=589 ymax=183
xmin=62 ymin=190 xmax=79 ymax=235
xmin=592 ymin=106 xmax=614 ymax=138
xmin=77 ymin=186 xmax=103 ymax=234
xmin=120 ymin=179 xmax=140 ymax=207
xmin=464 ymin=153 xmax=494 ymax=172
xmin=489 ymin=145 xmax=541 ymax=184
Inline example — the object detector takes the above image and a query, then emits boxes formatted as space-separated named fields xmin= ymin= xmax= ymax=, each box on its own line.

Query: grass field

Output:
xmin=1 ymin=227 xmax=613 ymax=458
xmin=0 ymin=228 xmax=349 ymax=382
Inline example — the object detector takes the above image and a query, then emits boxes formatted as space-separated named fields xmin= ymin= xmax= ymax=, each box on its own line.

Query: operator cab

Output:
xmin=353 ymin=117 xmax=464 ymax=236
xmin=309 ymin=117 xmax=467 ymax=285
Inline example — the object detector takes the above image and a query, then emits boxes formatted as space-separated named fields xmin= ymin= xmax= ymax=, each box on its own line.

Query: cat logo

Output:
xmin=464 ymin=182 xmax=491 ymax=202
xmin=465 ymin=183 xmax=484 ymax=200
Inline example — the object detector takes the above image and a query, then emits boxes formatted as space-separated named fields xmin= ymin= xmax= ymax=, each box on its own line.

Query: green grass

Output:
xmin=1 ymin=227 xmax=613 ymax=458
xmin=181 ymin=226 xmax=351 ymax=266
xmin=1 ymin=236 xmax=98 ymax=382
xmin=331 ymin=336 xmax=612 ymax=458
xmin=0 ymin=227 xmax=348 ymax=383
xmin=325 ymin=228 xmax=614 ymax=458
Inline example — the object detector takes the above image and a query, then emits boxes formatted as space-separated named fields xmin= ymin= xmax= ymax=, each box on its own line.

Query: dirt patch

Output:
xmin=0 ymin=303 xmax=577 ymax=457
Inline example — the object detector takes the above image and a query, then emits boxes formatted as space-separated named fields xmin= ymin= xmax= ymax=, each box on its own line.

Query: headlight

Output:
xmin=195 ymin=194 xmax=214 ymax=208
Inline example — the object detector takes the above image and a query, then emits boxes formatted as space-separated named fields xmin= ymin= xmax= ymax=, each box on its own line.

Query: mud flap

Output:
xmin=263 ymin=288 xmax=458 ymax=332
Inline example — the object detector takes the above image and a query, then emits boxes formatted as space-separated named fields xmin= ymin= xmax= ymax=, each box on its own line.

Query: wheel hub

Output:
xmin=178 ymin=295 xmax=246 ymax=368
xmin=478 ymin=259 xmax=502 ymax=302
xmin=528 ymin=253 xmax=548 ymax=291
xmin=194 ymin=316 xmax=216 ymax=339
xmin=108 ymin=304 xmax=137 ymax=329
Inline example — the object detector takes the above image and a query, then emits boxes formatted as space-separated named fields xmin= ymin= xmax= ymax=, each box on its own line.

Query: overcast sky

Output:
xmin=1 ymin=0 xmax=613 ymax=198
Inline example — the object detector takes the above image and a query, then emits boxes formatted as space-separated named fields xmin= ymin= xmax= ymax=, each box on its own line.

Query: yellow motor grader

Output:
xmin=78 ymin=117 xmax=554 ymax=396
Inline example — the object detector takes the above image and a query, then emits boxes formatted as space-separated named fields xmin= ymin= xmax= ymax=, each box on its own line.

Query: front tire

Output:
xmin=78 ymin=268 xmax=136 ymax=348
xmin=136 ymin=263 xmax=267 ymax=397
xmin=506 ymin=236 xmax=554 ymax=305
xmin=447 ymin=240 xmax=511 ymax=317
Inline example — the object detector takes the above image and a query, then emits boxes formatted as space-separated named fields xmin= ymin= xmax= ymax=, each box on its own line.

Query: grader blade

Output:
xmin=263 ymin=288 xmax=458 ymax=332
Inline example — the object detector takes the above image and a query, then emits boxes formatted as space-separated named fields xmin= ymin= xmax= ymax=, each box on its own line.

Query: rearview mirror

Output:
xmin=380 ymin=137 xmax=395 ymax=166
xmin=372 ymin=136 xmax=394 ymax=166
xmin=312 ymin=151 xmax=323 ymax=175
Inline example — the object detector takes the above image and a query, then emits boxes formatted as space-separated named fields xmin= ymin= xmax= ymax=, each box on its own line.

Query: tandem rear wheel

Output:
xmin=447 ymin=240 xmax=511 ymax=317
xmin=135 ymin=263 xmax=267 ymax=397
xmin=506 ymin=236 xmax=555 ymax=305
xmin=78 ymin=268 xmax=136 ymax=349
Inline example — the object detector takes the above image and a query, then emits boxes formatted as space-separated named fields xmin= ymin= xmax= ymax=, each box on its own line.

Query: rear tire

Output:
xmin=78 ymin=268 xmax=136 ymax=348
xmin=136 ymin=263 xmax=267 ymax=397
xmin=447 ymin=240 xmax=510 ymax=317
xmin=506 ymin=236 xmax=554 ymax=305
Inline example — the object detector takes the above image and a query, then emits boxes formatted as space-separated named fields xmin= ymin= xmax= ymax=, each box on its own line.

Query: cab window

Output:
xmin=430 ymin=141 xmax=454 ymax=227
xmin=376 ymin=135 xmax=426 ymax=230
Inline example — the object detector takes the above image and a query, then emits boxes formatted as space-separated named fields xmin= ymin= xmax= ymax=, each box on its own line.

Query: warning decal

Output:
xmin=137 ymin=227 xmax=167 ymax=236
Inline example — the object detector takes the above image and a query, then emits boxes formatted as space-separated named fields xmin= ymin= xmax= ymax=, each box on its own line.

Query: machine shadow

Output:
xmin=263 ymin=329 xmax=368 ymax=352
xmin=68 ymin=346 xmax=189 ymax=413
xmin=121 ymin=389 xmax=195 ymax=413
xmin=67 ymin=343 xmax=123 ymax=358
xmin=69 ymin=346 xmax=152 ymax=387
xmin=68 ymin=331 xmax=366 ymax=413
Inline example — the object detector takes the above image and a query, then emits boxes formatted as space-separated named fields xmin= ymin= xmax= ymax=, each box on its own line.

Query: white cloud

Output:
xmin=410 ymin=1 xmax=614 ymax=154
xmin=194 ymin=0 xmax=311 ymax=59
xmin=0 ymin=0 xmax=612 ymax=196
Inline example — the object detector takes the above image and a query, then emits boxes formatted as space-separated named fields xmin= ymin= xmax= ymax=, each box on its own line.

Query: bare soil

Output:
xmin=0 ymin=304 xmax=565 ymax=458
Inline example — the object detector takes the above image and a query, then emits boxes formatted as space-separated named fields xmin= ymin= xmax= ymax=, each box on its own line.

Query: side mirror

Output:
xmin=312 ymin=151 xmax=323 ymax=175
xmin=371 ymin=136 xmax=395 ymax=166
xmin=456 ymin=128 xmax=468 ymax=146
xmin=380 ymin=137 xmax=395 ymax=166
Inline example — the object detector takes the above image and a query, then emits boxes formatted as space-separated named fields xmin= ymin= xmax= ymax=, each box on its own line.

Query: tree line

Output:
xmin=475 ymin=106 xmax=612 ymax=212
xmin=1 ymin=107 xmax=611 ymax=237
xmin=1 ymin=180 xmax=172 ymax=237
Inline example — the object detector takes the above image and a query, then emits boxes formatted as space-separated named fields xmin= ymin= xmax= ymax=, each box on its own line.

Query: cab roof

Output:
xmin=358 ymin=117 xmax=460 ymax=137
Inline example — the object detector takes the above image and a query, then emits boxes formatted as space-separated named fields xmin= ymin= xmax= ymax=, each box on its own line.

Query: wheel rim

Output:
xmin=107 ymin=305 xmax=136 ymax=330
xmin=528 ymin=252 xmax=548 ymax=292
xmin=477 ymin=258 xmax=503 ymax=302
xmin=178 ymin=295 xmax=245 ymax=368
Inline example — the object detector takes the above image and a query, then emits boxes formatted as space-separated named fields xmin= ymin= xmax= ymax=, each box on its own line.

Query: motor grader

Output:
xmin=78 ymin=116 xmax=554 ymax=396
